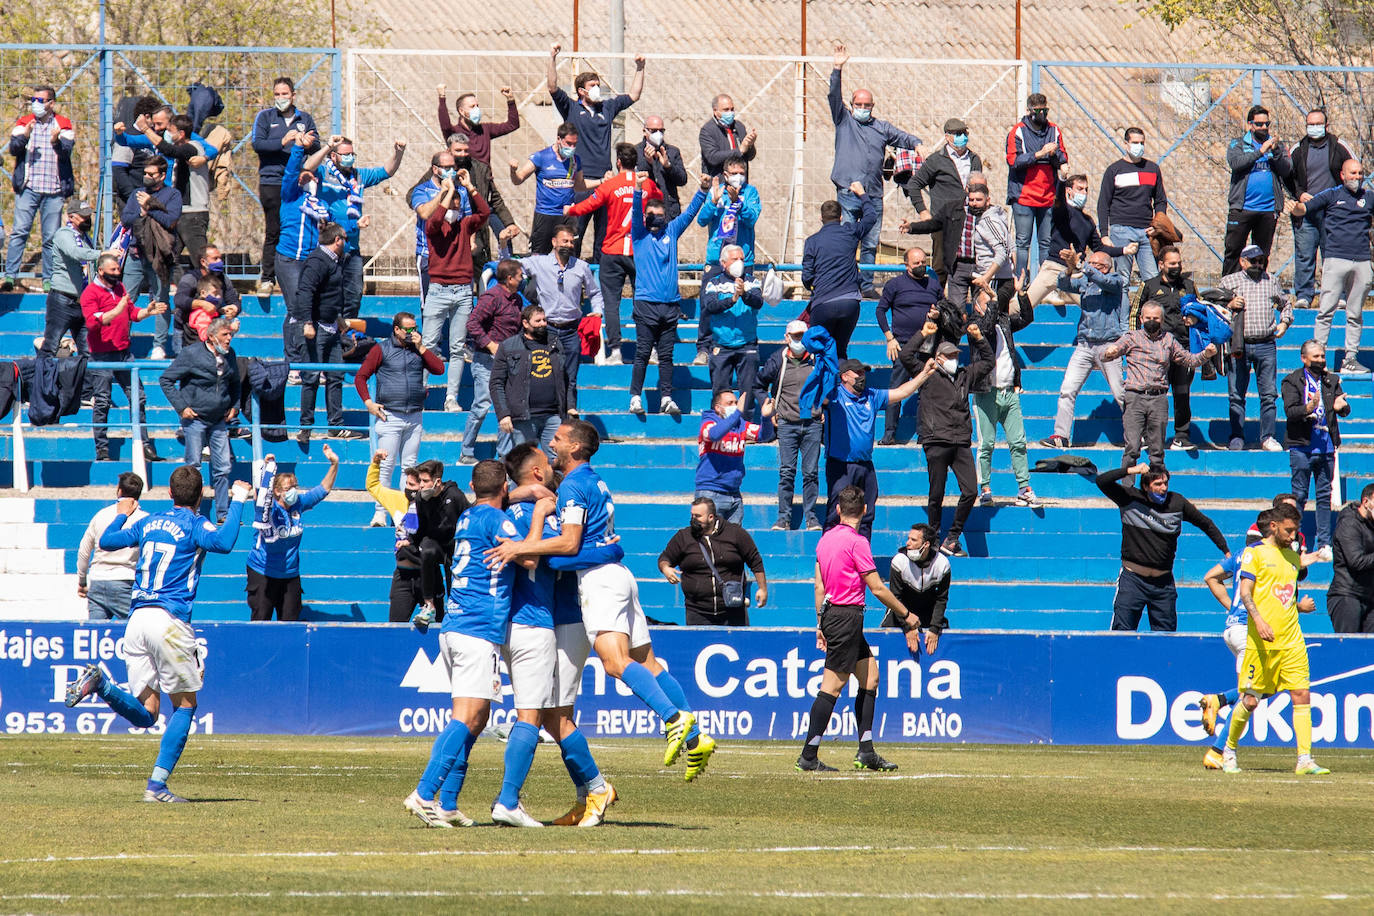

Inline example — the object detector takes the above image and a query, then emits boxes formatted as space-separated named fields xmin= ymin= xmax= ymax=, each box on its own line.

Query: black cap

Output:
xmin=838 ymin=358 xmax=867 ymax=377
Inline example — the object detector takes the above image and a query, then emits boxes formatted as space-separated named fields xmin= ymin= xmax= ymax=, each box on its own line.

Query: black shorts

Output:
xmin=820 ymin=604 xmax=871 ymax=673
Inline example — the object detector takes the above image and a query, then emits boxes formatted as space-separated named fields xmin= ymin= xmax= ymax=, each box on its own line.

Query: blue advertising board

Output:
xmin=2 ymin=623 xmax=1373 ymax=747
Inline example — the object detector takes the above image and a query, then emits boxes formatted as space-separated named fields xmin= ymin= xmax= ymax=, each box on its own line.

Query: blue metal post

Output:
xmin=98 ymin=0 xmax=113 ymax=245
xmin=331 ymin=50 xmax=343 ymax=135
xmin=1030 ymin=62 xmax=1040 ymax=95
xmin=1251 ymin=69 xmax=1263 ymax=106
xmin=251 ymin=392 xmax=264 ymax=469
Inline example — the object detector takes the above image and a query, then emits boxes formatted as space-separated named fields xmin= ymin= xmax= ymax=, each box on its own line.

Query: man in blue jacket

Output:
xmin=700 ymin=245 xmax=763 ymax=415
xmin=628 ymin=177 xmax=709 ymax=417
xmin=802 ymin=185 xmax=876 ymax=359
xmin=277 ymin=134 xmax=325 ymax=368
xmin=1223 ymin=105 xmax=1292 ymax=276
xmin=160 ymin=316 xmax=240 ymax=522
xmin=695 ymin=155 xmax=761 ymax=363
xmin=251 ymin=77 xmax=320 ymax=295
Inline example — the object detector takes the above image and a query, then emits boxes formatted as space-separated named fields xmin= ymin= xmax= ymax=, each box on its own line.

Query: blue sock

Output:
xmin=559 ymin=726 xmax=599 ymax=787
xmin=1222 ymin=688 xmax=1241 ymax=707
xmin=496 ymin=721 xmax=541 ymax=809
xmin=620 ymin=661 xmax=678 ymax=723
xmin=97 ymin=679 xmax=155 ymax=729
xmin=655 ymin=670 xmax=700 ymax=740
xmin=415 ymin=721 xmax=469 ymax=800
xmin=147 ymin=706 xmax=195 ymax=790
xmin=438 ymin=730 xmax=480 ymax=811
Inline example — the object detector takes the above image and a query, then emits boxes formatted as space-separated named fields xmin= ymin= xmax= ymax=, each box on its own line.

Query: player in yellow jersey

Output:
xmin=1222 ymin=502 xmax=1327 ymax=775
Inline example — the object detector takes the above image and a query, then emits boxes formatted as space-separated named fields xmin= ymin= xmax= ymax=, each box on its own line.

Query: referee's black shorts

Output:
xmin=820 ymin=603 xmax=871 ymax=673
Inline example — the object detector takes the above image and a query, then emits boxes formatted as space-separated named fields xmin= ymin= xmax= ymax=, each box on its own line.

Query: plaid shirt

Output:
xmin=957 ymin=206 xmax=977 ymax=258
xmin=1219 ymin=270 xmax=1292 ymax=340
xmin=1111 ymin=329 xmax=1212 ymax=392
xmin=23 ymin=116 xmax=61 ymax=194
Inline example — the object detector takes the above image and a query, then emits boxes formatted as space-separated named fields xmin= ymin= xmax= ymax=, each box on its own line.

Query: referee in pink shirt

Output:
xmin=798 ymin=486 xmax=922 ymax=773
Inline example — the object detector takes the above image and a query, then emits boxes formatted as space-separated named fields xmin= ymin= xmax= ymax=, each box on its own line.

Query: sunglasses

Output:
xmin=30 ymin=96 xmax=51 ymax=104
xmin=1030 ymin=107 xmax=1049 ymax=115
xmin=949 ymin=130 xmax=968 ymax=137
xmin=1251 ymin=120 xmax=1271 ymax=128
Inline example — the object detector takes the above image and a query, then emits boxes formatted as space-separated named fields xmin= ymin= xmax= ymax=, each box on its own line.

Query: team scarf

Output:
xmin=300 ymin=177 xmax=330 ymax=224
xmin=321 ymin=158 xmax=364 ymax=222
xmin=1304 ymin=369 xmax=1326 ymax=427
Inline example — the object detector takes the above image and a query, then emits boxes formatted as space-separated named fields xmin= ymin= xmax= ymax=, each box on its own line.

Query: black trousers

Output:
xmin=923 ymin=443 xmax=977 ymax=539
xmin=389 ymin=566 xmax=437 ymax=622
xmin=1222 ymin=209 xmax=1277 ymax=276
xmin=685 ymin=604 xmax=750 ymax=627
xmin=1111 ymin=567 xmax=1177 ymax=632
xmin=1168 ymin=361 xmax=1194 ymax=440
xmin=259 ymin=182 xmax=282 ymax=283
xmin=529 ymin=212 xmax=562 ymax=256
xmin=631 ymin=308 xmax=678 ymax=399
xmin=599 ymin=253 xmax=635 ymax=348
xmin=418 ymin=537 xmax=453 ymax=609
xmin=1328 ymin=593 xmax=1374 ymax=633
xmin=300 ymin=329 xmax=344 ymax=428
xmin=884 ymin=341 xmax=914 ymax=437
xmin=825 ymin=457 xmax=878 ymax=539
xmin=246 ymin=567 xmax=303 ymax=621
xmin=809 ymin=298 xmax=861 ymax=359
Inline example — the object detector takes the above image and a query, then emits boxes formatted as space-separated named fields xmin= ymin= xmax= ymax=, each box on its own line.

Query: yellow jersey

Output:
xmin=1239 ymin=541 xmax=1303 ymax=651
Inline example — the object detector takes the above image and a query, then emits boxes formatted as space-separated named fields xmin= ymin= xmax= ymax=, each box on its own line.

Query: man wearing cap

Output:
xmin=40 ymin=199 xmax=99 ymax=357
xmin=637 ymin=116 xmax=689 ymax=220
xmin=903 ymin=118 xmax=983 ymax=288
xmin=756 ymin=320 xmax=823 ymax=530
xmin=875 ymin=245 xmax=942 ymax=444
xmin=823 ymin=355 xmax=924 ymax=539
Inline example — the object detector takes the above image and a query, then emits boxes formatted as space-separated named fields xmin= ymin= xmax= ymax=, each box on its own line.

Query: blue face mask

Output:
xmin=853 ymin=108 xmax=873 ymax=124
xmin=1307 ymin=125 xmax=1326 ymax=140
xmin=557 ymin=144 xmax=575 ymax=160
xmin=1148 ymin=489 xmax=1167 ymax=505
xmin=281 ymin=487 xmax=299 ymax=507
xmin=206 ymin=260 xmax=224 ymax=273
xmin=1128 ymin=142 xmax=1145 ymax=159
xmin=718 ymin=111 xmax=735 ymax=127
xmin=439 ymin=168 xmax=457 ymax=181
xmin=338 ymin=153 xmax=356 ymax=169
xmin=950 ymin=134 xmax=969 ymax=149
xmin=1070 ymin=192 xmax=1088 ymax=209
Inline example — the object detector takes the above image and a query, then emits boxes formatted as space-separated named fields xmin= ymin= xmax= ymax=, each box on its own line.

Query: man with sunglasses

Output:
xmin=5 ymin=86 xmax=76 ymax=292
xmin=1224 ymin=105 xmax=1293 ymax=276
xmin=1005 ymin=93 xmax=1068 ymax=275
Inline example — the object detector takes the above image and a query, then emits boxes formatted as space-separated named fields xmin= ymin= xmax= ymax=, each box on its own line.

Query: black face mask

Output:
xmin=690 ymin=519 xmax=707 ymax=536
xmin=528 ymin=326 xmax=549 ymax=343
xmin=453 ymin=155 xmax=472 ymax=170
xmin=908 ymin=267 xmax=926 ymax=280
xmin=1142 ymin=320 xmax=1162 ymax=335
xmin=1164 ymin=267 xmax=1182 ymax=282
xmin=100 ymin=271 xmax=121 ymax=285
xmin=849 ymin=377 xmax=867 ymax=395
xmin=645 ymin=213 xmax=666 ymax=231
xmin=1308 ymin=361 xmax=1326 ymax=374
xmin=1245 ymin=264 xmax=1266 ymax=280
xmin=1251 ymin=129 xmax=1270 ymax=143
xmin=1030 ymin=113 xmax=1048 ymax=129
xmin=143 ymin=177 xmax=162 ymax=190
xmin=556 ymin=245 xmax=575 ymax=260
xmin=967 ymin=204 xmax=987 ymax=216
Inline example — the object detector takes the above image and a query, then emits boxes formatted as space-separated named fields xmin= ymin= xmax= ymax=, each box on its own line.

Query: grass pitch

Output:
xmin=4 ymin=735 xmax=1374 ymax=913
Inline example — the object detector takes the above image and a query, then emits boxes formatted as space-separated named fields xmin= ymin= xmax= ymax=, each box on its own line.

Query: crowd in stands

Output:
xmin=7 ymin=39 xmax=1374 ymax=635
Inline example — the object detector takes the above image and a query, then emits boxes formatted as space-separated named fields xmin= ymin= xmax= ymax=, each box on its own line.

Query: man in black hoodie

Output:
xmin=409 ymin=458 xmax=471 ymax=632
xmin=1329 ymin=482 xmax=1374 ymax=632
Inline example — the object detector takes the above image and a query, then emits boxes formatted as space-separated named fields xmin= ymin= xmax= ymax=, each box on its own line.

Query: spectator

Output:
xmin=1024 ymin=173 xmax=1131 ymax=309
xmin=1097 ymin=464 xmax=1229 ymax=631
xmin=900 ymin=181 xmax=1012 ymax=307
xmin=627 ymin=179 xmax=709 ymax=416
xmin=1220 ymin=245 xmax=1294 ymax=451
xmin=1289 ymin=158 xmax=1374 ymax=375
xmin=422 ymin=169 xmax=491 ymax=412
xmin=183 ymin=274 xmax=237 ymax=344
xmin=695 ymin=154 xmax=762 ymax=366
xmin=1040 ymin=249 xmax=1127 ymax=448
xmin=1100 ymin=302 xmax=1216 ymax=469
xmin=4 ymin=85 xmax=74 ymax=292
xmin=408 ymin=150 xmax=457 ymax=306
xmin=902 ymin=117 xmax=983 ymax=287
xmin=828 ymin=43 xmax=922 ymax=295
xmin=245 ymin=445 xmax=339 ymax=621
xmin=1098 ymin=126 xmax=1168 ymax=283
xmin=365 ymin=451 xmax=425 ymax=622
xmin=1284 ymin=109 xmax=1354 ymax=309
xmin=1223 ymin=105 xmax=1292 ymax=275
xmin=137 ymin=112 xmax=212 ymax=267
xmin=824 ymin=356 xmax=924 ymax=539
xmin=1284 ymin=340 xmax=1350 ymax=558
xmin=160 ymin=315 xmax=239 ymax=523
xmin=1329 ymin=481 xmax=1374 ymax=633
xmin=757 ymin=320 xmax=822 ymax=531
xmin=83 ymin=252 xmax=164 ymax=462
xmin=1005 ymin=92 xmax=1068 ymax=273
xmin=462 ymin=259 xmax=527 ymax=461
xmin=76 ymin=473 xmax=147 ymax=620
xmin=110 ymin=95 xmax=161 ymax=211
xmin=701 ymin=245 xmax=763 ymax=411
xmin=304 ymin=133 xmax=407 ymax=320
xmin=447 ymin=133 xmax=522 ymax=272
xmin=436 ymin=83 xmax=519 ymax=166
xmin=638 ymin=115 xmax=689 ymax=219
xmin=40 ymin=200 xmax=98 ymax=357
xmin=1134 ymin=246 xmax=1199 ymax=449
xmin=120 ymin=158 xmax=181 ymax=359
xmin=905 ymin=327 xmax=993 ymax=557
xmin=492 ymin=303 xmax=569 ymax=457
xmin=546 ymin=42 xmax=646 ymax=259
xmin=882 ymin=523 xmax=949 ymax=655
xmin=409 ymin=458 xmax=472 ymax=631
xmin=354 ymin=312 xmax=445 ymax=527
xmin=802 ymin=185 xmax=876 ymax=359
xmin=251 ymin=77 xmax=320 ymax=296
xmin=173 ymin=246 xmax=240 ymax=350
xmin=657 ymin=496 xmax=768 ymax=626
xmin=508 ymin=123 xmax=585 ymax=256
xmin=695 ymin=390 xmax=761 ymax=524
xmin=295 ymin=222 xmax=362 ymax=442
xmin=876 ymin=246 xmax=942 ymax=445
xmin=699 ymin=93 xmax=757 ymax=179
xmin=565 ymin=143 xmax=662 ymax=363
xmin=521 ymin=223 xmax=603 ymax=414
xmin=971 ymin=279 xmax=1040 ymax=508
xmin=277 ymin=131 xmax=323 ymax=370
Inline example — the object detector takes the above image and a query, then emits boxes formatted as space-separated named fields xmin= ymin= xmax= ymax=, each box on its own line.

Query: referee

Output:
xmin=798 ymin=486 xmax=922 ymax=773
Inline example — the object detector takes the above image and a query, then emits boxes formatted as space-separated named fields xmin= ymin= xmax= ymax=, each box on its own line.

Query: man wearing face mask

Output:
xmin=173 ymin=245 xmax=239 ymax=352
xmin=491 ymin=304 xmax=570 ymax=458
xmin=462 ymin=259 xmax=526 ymax=462
xmin=970 ymin=277 xmax=1040 ymax=508
xmin=510 ymin=124 xmax=586 ymax=257
xmin=160 ymin=316 xmax=240 ymax=523
xmin=756 ymin=320 xmax=823 ymax=530
xmin=1219 ymin=245 xmax=1294 ymax=451
xmin=1005 ymin=93 xmax=1068 ymax=274
xmin=1283 ymin=340 xmax=1351 ymax=557
xmin=1287 ymin=158 xmax=1374 ymax=375
xmin=83 ymin=252 xmax=164 ymax=463
xmin=1134 ymin=246 xmax=1198 ymax=449
xmin=409 ymin=458 xmax=472 ymax=631
xmin=700 ymin=245 xmax=764 ymax=412
xmin=41 ymin=200 xmax=99 ymax=357
xmin=135 ymin=111 xmax=213 ymax=269
xmin=445 ymin=134 xmax=522 ymax=268
xmin=1098 ymin=127 xmax=1168 ymax=284
xmin=700 ymin=93 xmax=757 ymax=180
xmin=120 ymin=158 xmax=182 ymax=359
xmin=295 ymin=222 xmax=361 ymax=443
xmin=1024 ymin=173 xmax=1132 ymax=309
xmin=409 ymin=150 xmax=462 ymax=306
xmin=881 ymin=523 xmax=949 ymax=656
xmin=245 ymin=445 xmax=338 ymax=621
xmin=658 ymin=497 xmax=767 ymax=627
xmin=366 ymin=454 xmax=426 ymax=623
xmin=901 ymin=182 xmax=1012 ymax=308
xmin=251 ymin=77 xmax=320 ymax=296
xmin=875 ymin=247 xmax=942 ymax=444
xmin=638 ymin=116 xmax=688 ymax=219
xmin=695 ymin=390 xmax=762 ymax=524
xmin=521 ymin=223 xmax=603 ymax=412
xmin=1097 ymin=463 xmax=1229 ymax=632
xmin=695 ymin=155 xmax=762 ymax=366
xmin=903 ymin=118 xmax=983 ymax=288
xmin=804 ymin=187 xmax=877 ymax=358
xmin=354 ymin=311 xmax=445 ymax=527
xmin=1041 ymin=248 xmax=1127 ymax=449
xmin=4 ymin=85 xmax=74 ymax=293
xmin=436 ymin=85 xmax=519 ymax=167
xmin=424 ymin=169 xmax=492 ymax=412
xmin=276 ymin=131 xmax=324 ymax=370
xmin=829 ymin=44 xmax=922 ymax=296
xmin=1101 ymin=302 xmax=1217 ymax=469
xmin=1223 ymin=105 xmax=1292 ymax=276
xmin=1284 ymin=109 xmax=1355 ymax=310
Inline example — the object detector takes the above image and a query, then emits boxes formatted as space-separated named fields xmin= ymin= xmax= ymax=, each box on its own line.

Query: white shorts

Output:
xmin=124 ymin=606 xmax=204 ymax=696
xmin=553 ymin=622 xmax=591 ymax=707
xmin=502 ymin=624 xmax=557 ymax=710
xmin=577 ymin=563 xmax=651 ymax=649
xmin=439 ymin=631 xmax=502 ymax=701
xmin=1224 ymin=624 xmax=1247 ymax=673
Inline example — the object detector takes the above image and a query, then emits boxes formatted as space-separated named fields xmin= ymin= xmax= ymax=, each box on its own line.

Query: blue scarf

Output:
xmin=321 ymin=159 xmax=364 ymax=222
xmin=797 ymin=326 xmax=839 ymax=416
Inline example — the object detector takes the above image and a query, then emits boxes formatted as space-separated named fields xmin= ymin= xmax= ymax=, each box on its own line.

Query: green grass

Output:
xmin=4 ymin=736 xmax=1374 ymax=913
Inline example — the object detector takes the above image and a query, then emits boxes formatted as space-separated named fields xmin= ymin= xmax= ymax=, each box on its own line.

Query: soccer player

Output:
xmin=487 ymin=419 xmax=717 ymax=781
xmin=798 ymin=486 xmax=923 ymax=773
xmin=405 ymin=460 xmax=522 ymax=827
xmin=1221 ymin=501 xmax=1329 ymax=775
xmin=64 ymin=467 xmax=252 ymax=802
xmin=503 ymin=443 xmax=619 ymax=826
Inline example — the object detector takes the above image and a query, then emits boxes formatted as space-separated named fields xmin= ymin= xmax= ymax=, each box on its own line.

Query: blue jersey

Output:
xmin=1221 ymin=550 xmax=1248 ymax=629
xmin=543 ymin=503 xmax=625 ymax=623
xmin=441 ymin=504 xmax=519 ymax=643
xmin=246 ymin=486 xmax=327 ymax=579
xmin=553 ymin=571 xmax=581 ymax=627
xmin=409 ymin=179 xmax=469 ymax=259
xmin=549 ymin=463 xmax=623 ymax=572
xmin=100 ymin=502 xmax=245 ymax=623
xmin=825 ymin=386 xmax=889 ymax=462
xmin=506 ymin=501 xmax=556 ymax=630
xmin=315 ymin=164 xmax=389 ymax=253
xmin=531 ymin=146 xmax=582 ymax=215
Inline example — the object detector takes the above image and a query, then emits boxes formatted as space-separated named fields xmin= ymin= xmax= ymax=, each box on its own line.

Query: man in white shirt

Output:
xmin=76 ymin=473 xmax=148 ymax=619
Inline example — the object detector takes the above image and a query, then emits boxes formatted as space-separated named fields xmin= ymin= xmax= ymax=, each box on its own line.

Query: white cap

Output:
xmin=785 ymin=319 xmax=808 ymax=337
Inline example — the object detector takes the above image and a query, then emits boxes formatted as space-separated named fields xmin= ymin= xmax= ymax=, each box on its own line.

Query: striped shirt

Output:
xmin=1219 ymin=271 xmax=1292 ymax=340
xmin=1110 ymin=329 xmax=1212 ymax=392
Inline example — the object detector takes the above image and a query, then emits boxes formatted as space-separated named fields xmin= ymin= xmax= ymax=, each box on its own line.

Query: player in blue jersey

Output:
xmin=488 ymin=419 xmax=718 ymax=782
xmin=65 ymin=466 xmax=251 ymax=802
xmin=405 ymin=460 xmax=524 ymax=828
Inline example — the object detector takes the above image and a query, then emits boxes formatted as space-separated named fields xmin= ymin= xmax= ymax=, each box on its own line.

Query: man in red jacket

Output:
xmin=422 ymin=170 xmax=490 ymax=412
xmin=1005 ymin=92 xmax=1068 ymax=275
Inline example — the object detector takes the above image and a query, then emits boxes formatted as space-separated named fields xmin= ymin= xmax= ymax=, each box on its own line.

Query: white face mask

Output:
xmin=941 ymin=358 xmax=959 ymax=375
xmin=466 ymin=106 xmax=482 ymax=124
xmin=586 ymin=84 xmax=602 ymax=103
xmin=1345 ymin=178 xmax=1363 ymax=194
xmin=445 ymin=209 xmax=461 ymax=223
xmin=726 ymin=173 xmax=745 ymax=190
xmin=721 ymin=403 xmax=738 ymax=418
xmin=787 ymin=339 xmax=806 ymax=356
xmin=1128 ymin=142 xmax=1145 ymax=159
xmin=726 ymin=260 xmax=745 ymax=279
xmin=647 ymin=130 xmax=663 ymax=147
xmin=31 ymin=100 xmax=48 ymax=118
xmin=273 ymin=96 xmax=291 ymax=112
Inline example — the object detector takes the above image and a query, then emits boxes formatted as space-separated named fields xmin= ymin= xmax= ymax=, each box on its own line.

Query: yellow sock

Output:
xmin=1226 ymin=703 xmax=1252 ymax=751
xmin=1294 ymin=703 xmax=1312 ymax=759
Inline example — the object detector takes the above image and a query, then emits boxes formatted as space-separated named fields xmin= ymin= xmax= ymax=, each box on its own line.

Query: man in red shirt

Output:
xmin=81 ymin=252 xmax=166 ymax=462
xmin=423 ymin=170 xmax=490 ymax=411
xmin=1005 ymin=92 xmax=1069 ymax=275
xmin=565 ymin=143 xmax=662 ymax=363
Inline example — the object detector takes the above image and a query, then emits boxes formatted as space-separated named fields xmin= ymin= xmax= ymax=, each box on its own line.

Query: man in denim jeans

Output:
xmin=1005 ymin=93 xmax=1068 ymax=275
xmin=1098 ymin=127 xmax=1167 ymax=285
xmin=1283 ymin=341 xmax=1351 ymax=557
xmin=421 ymin=169 xmax=490 ymax=413
xmin=756 ymin=321 xmax=823 ymax=530
xmin=1283 ymin=109 xmax=1353 ymax=310
xmin=462 ymin=259 xmax=524 ymax=462
xmin=4 ymin=85 xmax=74 ymax=292
xmin=76 ymin=473 xmax=147 ymax=620
xmin=160 ymin=316 xmax=239 ymax=523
